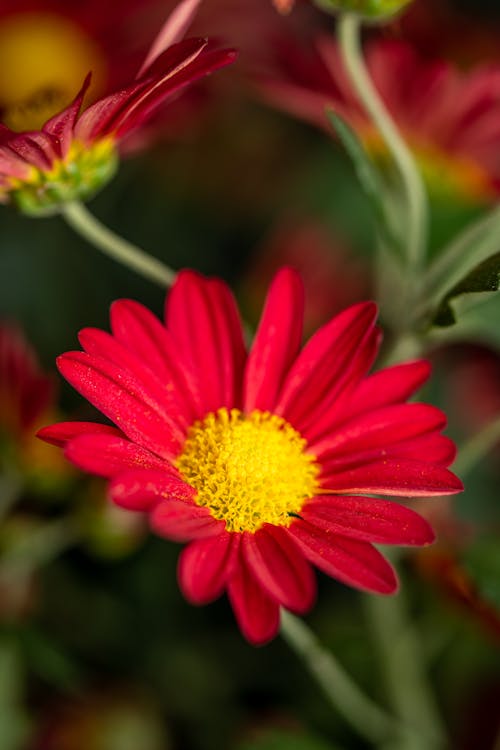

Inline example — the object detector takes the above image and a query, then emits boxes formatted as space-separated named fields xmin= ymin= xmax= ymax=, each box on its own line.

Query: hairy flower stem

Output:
xmin=280 ymin=609 xmax=401 ymax=745
xmin=60 ymin=201 xmax=176 ymax=288
xmin=337 ymin=13 xmax=428 ymax=324
xmin=364 ymin=586 xmax=447 ymax=750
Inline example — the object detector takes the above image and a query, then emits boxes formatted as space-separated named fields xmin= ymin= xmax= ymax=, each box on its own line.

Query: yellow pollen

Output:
xmin=0 ymin=12 xmax=106 ymax=131
xmin=176 ymin=408 xmax=320 ymax=534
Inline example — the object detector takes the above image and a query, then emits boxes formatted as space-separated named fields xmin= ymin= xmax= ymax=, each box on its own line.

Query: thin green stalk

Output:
xmin=337 ymin=13 xmax=428 ymax=280
xmin=60 ymin=201 xmax=176 ymax=287
xmin=364 ymin=587 xmax=447 ymax=750
xmin=453 ymin=415 xmax=500 ymax=477
xmin=280 ymin=609 xmax=399 ymax=745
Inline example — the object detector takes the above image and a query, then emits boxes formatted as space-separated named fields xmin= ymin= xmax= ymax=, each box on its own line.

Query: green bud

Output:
xmin=314 ymin=0 xmax=413 ymax=22
xmin=9 ymin=138 xmax=118 ymax=217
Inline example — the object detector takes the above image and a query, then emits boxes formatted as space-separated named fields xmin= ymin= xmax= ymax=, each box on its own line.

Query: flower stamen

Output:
xmin=176 ymin=408 xmax=319 ymax=533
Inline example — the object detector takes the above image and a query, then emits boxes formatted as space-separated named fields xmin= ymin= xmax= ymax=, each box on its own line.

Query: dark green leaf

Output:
xmin=432 ymin=252 xmax=500 ymax=327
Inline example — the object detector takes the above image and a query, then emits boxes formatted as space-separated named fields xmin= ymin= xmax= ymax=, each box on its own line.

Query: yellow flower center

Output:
xmin=0 ymin=12 xmax=106 ymax=131
xmin=176 ymin=408 xmax=319 ymax=534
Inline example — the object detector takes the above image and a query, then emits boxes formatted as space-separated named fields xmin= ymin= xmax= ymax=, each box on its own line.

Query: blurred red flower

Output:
xmin=261 ymin=35 xmax=500 ymax=202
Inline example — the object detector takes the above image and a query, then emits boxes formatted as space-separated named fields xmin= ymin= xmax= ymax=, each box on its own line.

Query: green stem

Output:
xmin=364 ymin=590 xmax=447 ymax=750
xmin=60 ymin=201 xmax=176 ymax=288
xmin=280 ymin=609 xmax=398 ymax=744
xmin=337 ymin=14 xmax=428 ymax=279
xmin=453 ymin=415 xmax=500 ymax=477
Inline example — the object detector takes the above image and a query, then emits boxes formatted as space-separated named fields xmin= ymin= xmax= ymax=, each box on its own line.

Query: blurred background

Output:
xmin=0 ymin=0 xmax=500 ymax=748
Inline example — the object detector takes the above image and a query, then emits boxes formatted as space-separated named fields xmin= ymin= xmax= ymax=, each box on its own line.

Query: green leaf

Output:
xmin=326 ymin=110 xmax=399 ymax=256
xmin=429 ymin=290 xmax=500 ymax=351
xmin=238 ymin=729 xmax=340 ymax=750
xmin=432 ymin=251 xmax=500 ymax=326
xmin=424 ymin=204 xmax=500 ymax=315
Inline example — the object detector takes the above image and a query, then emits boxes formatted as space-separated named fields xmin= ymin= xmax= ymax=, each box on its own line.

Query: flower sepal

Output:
xmin=8 ymin=138 xmax=118 ymax=217
xmin=313 ymin=0 xmax=413 ymax=22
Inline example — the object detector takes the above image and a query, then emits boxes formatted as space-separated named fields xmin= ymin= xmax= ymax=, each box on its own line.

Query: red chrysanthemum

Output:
xmin=39 ymin=269 xmax=463 ymax=644
xmin=261 ymin=36 xmax=500 ymax=202
xmin=0 ymin=0 xmax=236 ymax=214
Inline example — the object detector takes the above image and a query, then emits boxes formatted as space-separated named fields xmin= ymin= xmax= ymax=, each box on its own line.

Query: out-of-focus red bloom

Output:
xmin=0 ymin=322 xmax=69 ymax=484
xmin=0 ymin=322 xmax=53 ymax=442
xmin=39 ymin=269 xmax=462 ymax=644
xmin=261 ymin=36 xmax=500 ymax=202
xmin=0 ymin=0 xmax=236 ymax=215
xmin=241 ymin=218 xmax=369 ymax=334
xmin=0 ymin=0 xmax=169 ymax=132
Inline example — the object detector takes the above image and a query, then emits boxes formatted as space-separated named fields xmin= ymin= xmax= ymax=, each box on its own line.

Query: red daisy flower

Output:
xmin=0 ymin=0 xmax=236 ymax=215
xmin=261 ymin=36 xmax=500 ymax=202
xmin=39 ymin=269 xmax=462 ymax=644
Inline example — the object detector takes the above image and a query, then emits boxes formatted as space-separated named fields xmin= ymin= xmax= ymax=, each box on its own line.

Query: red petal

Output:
xmin=138 ymin=0 xmax=204 ymax=76
xmin=0 ymin=145 xmax=33 ymax=179
xmin=244 ymin=268 xmax=304 ymax=413
xmin=57 ymin=351 xmax=182 ymax=459
xmin=310 ymin=403 xmax=447 ymax=459
xmin=178 ymin=532 xmax=237 ymax=604
xmin=78 ymin=327 xmax=191 ymax=431
xmin=336 ymin=360 xmax=431 ymax=424
xmin=227 ymin=554 xmax=281 ymax=645
xmin=299 ymin=327 xmax=382 ymax=443
xmin=390 ymin=433 xmax=456 ymax=466
xmin=302 ymin=496 xmax=435 ymax=545
xmin=75 ymin=40 xmax=235 ymax=143
xmin=65 ymin=433 xmax=168 ymax=478
xmin=275 ymin=302 xmax=378 ymax=431
xmin=3 ymin=132 xmax=56 ymax=171
xmin=110 ymin=298 xmax=203 ymax=421
xmin=151 ymin=498 xmax=224 ymax=541
xmin=109 ymin=469 xmax=194 ymax=511
xmin=242 ymin=526 xmax=315 ymax=614
xmin=43 ymin=74 xmax=91 ymax=158
xmin=289 ymin=521 xmax=398 ymax=594
xmin=166 ymin=270 xmax=246 ymax=413
xmin=320 ymin=458 xmax=464 ymax=497
xmin=37 ymin=421 xmax=122 ymax=448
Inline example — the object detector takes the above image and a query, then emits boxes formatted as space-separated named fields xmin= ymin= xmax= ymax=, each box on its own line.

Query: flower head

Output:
xmin=261 ymin=37 xmax=500 ymax=203
xmin=39 ymin=269 xmax=462 ymax=644
xmin=0 ymin=0 xmax=236 ymax=215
